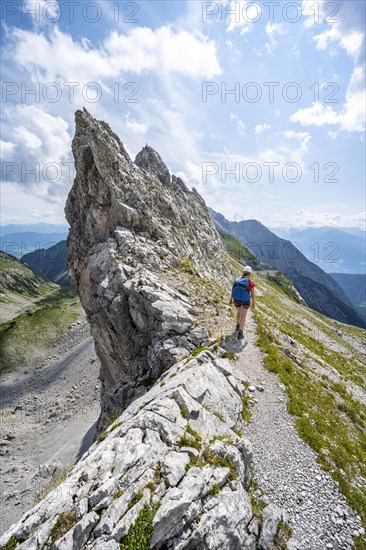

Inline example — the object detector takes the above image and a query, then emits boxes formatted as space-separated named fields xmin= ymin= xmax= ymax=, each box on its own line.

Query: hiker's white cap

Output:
xmin=243 ymin=265 xmax=252 ymax=273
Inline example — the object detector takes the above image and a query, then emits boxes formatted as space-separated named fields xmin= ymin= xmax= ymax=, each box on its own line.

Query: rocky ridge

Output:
xmin=64 ymin=110 xmax=230 ymax=427
xmin=0 ymin=111 xmax=290 ymax=549
xmin=0 ymin=349 xmax=287 ymax=549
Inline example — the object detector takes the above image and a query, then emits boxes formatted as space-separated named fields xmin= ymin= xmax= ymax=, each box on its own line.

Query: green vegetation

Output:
xmin=263 ymin=271 xmax=302 ymax=304
xmin=110 ymin=420 xmax=123 ymax=431
xmin=127 ymin=492 xmax=144 ymax=511
xmin=0 ymin=287 xmax=82 ymax=373
xmin=274 ymin=520 xmax=293 ymax=549
xmin=113 ymin=489 xmax=124 ymax=499
xmin=218 ymin=232 xmax=258 ymax=267
xmin=254 ymin=271 xmax=366 ymax=531
xmin=248 ymin=479 xmax=266 ymax=524
xmin=186 ymin=446 xmax=237 ymax=481
xmin=120 ymin=501 xmax=160 ymax=550
xmin=49 ymin=510 xmax=77 ymax=546
xmin=241 ymin=394 xmax=252 ymax=423
xmin=176 ymin=258 xmax=196 ymax=275
xmin=106 ymin=410 xmax=123 ymax=427
xmin=209 ymin=484 xmax=220 ymax=496
xmin=97 ymin=431 xmax=108 ymax=443
xmin=209 ymin=434 xmax=233 ymax=445
xmin=191 ymin=346 xmax=210 ymax=357
xmin=168 ymin=256 xmax=229 ymax=338
xmin=180 ymin=407 xmax=189 ymax=419
xmin=0 ymin=534 xmax=18 ymax=550
xmin=177 ymin=425 xmax=202 ymax=451
xmin=0 ymin=250 xmax=52 ymax=295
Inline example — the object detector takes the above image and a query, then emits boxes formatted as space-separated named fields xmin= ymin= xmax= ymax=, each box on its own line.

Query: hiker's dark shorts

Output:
xmin=234 ymin=300 xmax=250 ymax=309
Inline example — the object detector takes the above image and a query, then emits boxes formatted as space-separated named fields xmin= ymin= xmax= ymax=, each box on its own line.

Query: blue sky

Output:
xmin=1 ymin=0 xmax=365 ymax=229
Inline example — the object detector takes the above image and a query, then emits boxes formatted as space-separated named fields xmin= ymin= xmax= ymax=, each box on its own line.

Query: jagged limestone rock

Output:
xmin=0 ymin=111 xmax=288 ymax=550
xmin=258 ymin=503 xmax=283 ymax=550
xmin=64 ymin=110 xmax=228 ymax=424
xmin=135 ymin=144 xmax=171 ymax=186
xmin=0 ymin=352 xmax=257 ymax=549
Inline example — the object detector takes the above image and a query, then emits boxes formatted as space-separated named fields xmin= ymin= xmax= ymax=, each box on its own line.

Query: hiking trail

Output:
xmin=234 ymin=313 xmax=363 ymax=550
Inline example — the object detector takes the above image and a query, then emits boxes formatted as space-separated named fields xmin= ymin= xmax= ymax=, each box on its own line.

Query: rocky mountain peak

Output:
xmin=64 ymin=110 xmax=229 ymax=426
xmin=1 ymin=110 xmax=275 ymax=549
xmin=134 ymin=144 xmax=171 ymax=186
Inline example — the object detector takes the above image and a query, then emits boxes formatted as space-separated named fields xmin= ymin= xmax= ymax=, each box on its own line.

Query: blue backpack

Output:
xmin=232 ymin=277 xmax=250 ymax=302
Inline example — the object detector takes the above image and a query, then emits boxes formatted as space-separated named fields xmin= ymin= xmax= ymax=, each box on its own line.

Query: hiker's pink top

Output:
xmin=248 ymin=279 xmax=255 ymax=292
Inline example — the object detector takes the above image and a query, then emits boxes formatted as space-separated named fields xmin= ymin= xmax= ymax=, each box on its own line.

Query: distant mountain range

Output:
xmin=7 ymin=218 xmax=366 ymax=330
xmin=268 ymin=226 xmax=365 ymax=274
xmin=210 ymin=210 xmax=366 ymax=329
xmin=0 ymin=231 xmax=69 ymax=259
xmin=329 ymin=273 xmax=366 ymax=323
xmin=0 ymin=223 xmax=69 ymax=235
xmin=21 ymin=240 xmax=69 ymax=287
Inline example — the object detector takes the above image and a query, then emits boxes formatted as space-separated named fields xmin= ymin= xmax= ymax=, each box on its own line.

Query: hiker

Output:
xmin=229 ymin=266 xmax=256 ymax=339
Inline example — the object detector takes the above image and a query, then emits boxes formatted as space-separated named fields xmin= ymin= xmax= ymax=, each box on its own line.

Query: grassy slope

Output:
xmin=0 ymin=251 xmax=60 ymax=321
xmin=218 ymin=231 xmax=261 ymax=269
xmin=254 ymin=271 xmax=366 ymax=536
xmin=218 ymin=232 xmax=366 ymax=540
xmin=0 ymin=251 xmax=50 ymax=295
xmin=0 ymin=287 xmax=83 ymax=374
xmin=0 ymin=251 xmax=84 ymax=373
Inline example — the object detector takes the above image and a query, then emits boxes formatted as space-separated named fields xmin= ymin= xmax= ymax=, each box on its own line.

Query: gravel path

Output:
xmin=0 ymin=318 xmax=101 ymax=536
xmin=235 ymin=313 xmax=364 ymax=550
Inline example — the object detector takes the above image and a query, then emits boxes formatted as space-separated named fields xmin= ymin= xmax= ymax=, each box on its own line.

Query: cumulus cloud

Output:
xmin=0 ymin=140 xmax=16 ymax=159
xmin=1 ymin=105 xmax=72 ymax=202
xmin=0 ymin=181 xmax=67 ymax=224
xmin=297 ymin=0 xmax=365 ymax=135
xmin=284 ymin=131 xmax=312 ymax=152
xmin=290 ymin=66 xmax=365 ymax=133
xmin=124 ymin=113 xmax=148 ymax=134
xmin=265 ymin=22 xmax=286 ymax=55
xmin=255 ymin=124 xmax=271 ymax=135
xmin=22 ymin=0 xmax=60 ymax=25
xmin=7 ymin=25 xmax=221 ymax=85
xmin=313 ymin=25 xmax=364 ymax=58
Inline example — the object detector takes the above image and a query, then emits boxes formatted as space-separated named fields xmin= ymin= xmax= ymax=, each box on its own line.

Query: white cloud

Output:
xmin=255 ymin=124 xmax=271 ymax=135
xmin=267 ymin=209 xmax=366 ymax=230
xmin=313 ymin=25 xmax=364 ymax=59
xmin=0 ymin=181 xmax=66 ymax=224
xmin=226 ymin=0 xmax=255 ymax=35
xmin=105 ymin=27 xmax=221 ymax=78
xmin=290 ymin=66 xmax=365 ymax=133
xmin=230 ymin=114 xmax=245 ymax=135
xmin=8 ymin=26 xmax=221 ymax=85
xmin=124 ymin=113 xmax=148 ymax=134
xmin=139 ymin=98 xmax=203 ymax=169
xmin=2 ymin=105 xmax=71 ymax=201
xmin=265 ymin=22 xmax=286 ymax=55
xmin=291 ymin=103 xmax=340 ymax=127
xmin=284 ymin=131 xmax=312 ymax=152
xmin=301 ymin=0 xmax=325 ymax=29
xmin=0 ymin=140 xmax=16 ymax=159
xmin=22 ymin=0 xmax=60 ymax=25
